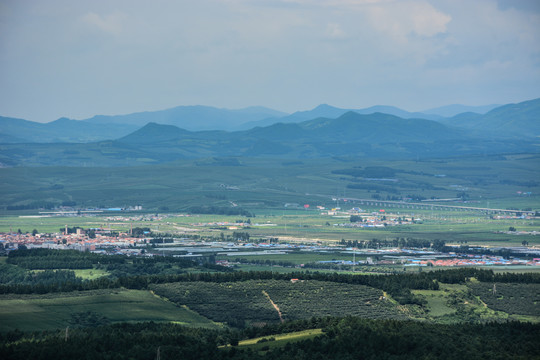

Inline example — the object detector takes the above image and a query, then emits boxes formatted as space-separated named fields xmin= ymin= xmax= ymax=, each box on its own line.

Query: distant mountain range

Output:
xmin=438 ymin=98 xmax=540 ymax=138
xmin=1 ymin=98 xmax=538 ymax=167
xmin=84 ymin=105 xmax=287 ymax=131
xmin=422 ymin=104 xmax=500 ymax=117
xmin=0 ymin=100 xmax=516 ymax=144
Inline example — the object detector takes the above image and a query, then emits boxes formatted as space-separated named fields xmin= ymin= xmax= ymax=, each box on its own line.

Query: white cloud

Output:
xmin=325 ymin=22 xmax=347 ymax=38
xmin=365 ymin=1 xmax=451 ymax=40
xmin=81 ymin=11 xmax=127 ymax=36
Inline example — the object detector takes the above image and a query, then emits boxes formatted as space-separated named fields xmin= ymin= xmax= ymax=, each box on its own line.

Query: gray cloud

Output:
xmin=0 ymin=0 xmax=538 ymax=122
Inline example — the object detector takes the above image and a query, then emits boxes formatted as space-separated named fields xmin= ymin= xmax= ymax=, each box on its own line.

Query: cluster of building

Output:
xmin=0 ymin=231 xmax=148 ymax=254
xmin=405 ymin=255 xmax=540 ymax=267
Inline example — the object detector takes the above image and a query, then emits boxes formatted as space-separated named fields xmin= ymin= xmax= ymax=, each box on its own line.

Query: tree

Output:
xmin=509 ymin=226 xmax=516 ymax=232
xmin=32 ymin=229 xmax=38 ymax=236
xmin=432 ymin=239 xmax=446 ymax=251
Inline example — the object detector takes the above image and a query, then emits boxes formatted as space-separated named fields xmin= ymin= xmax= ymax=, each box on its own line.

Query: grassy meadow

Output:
xmin=0 ymin=289 xmax=219 ymax=332
xmin=1 ymin=154 xmax=539 ymax=214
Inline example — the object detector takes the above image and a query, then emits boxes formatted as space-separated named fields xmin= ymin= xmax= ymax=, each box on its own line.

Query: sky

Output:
xmin=1 ymin=0 xmax=539 ymax=123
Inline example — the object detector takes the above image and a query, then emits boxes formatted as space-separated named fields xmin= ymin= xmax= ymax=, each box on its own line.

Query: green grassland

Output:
xmin=1 ymin=154 xmax=539 ymax=214
xmin=72 ymin=268 xmax=110 ymax=280
xmin=0 ymin=289 xmax=219 ymax=332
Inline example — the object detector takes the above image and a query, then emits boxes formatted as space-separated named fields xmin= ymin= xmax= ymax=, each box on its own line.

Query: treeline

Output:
xmin=233 ymin=258 xmax=296 ymax=268
xmin=263 ymin=317 xmax=540 ymax=360
xmin=339 ymin=237 xmax=435 ymax=249
xmin=232 ymin=257 xmax=395 ymax=274
xmin=6 ymin=248 xmax=125 ymax=269
xmin=187 ymin=206 xmax=254 ymax=217
xmin=104 ymin=255 xmax=211 ymax=278
xmin=438 ymin=244 xmax=540 ymax=259
xmin=0 ymin=263 xmax=81 ymax=288
xmin=2 ymin=253 xmax=539 ymax=303
xmin=1 ymin=249 xmax=231 ymax=292
xmin=1 ymin=317 xmax=539 ymax=359
xmin=0 ymin=268 xmax=437 ymax=304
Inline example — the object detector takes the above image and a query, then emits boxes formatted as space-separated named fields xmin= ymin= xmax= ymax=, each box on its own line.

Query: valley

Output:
xmin=1 ymin=99 xmax=539 ymax=359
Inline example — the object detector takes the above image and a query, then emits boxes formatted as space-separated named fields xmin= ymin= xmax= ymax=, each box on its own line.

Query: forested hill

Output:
xmin=1 ymin=98 xmax=539 ymax=166
xmin=442 ymin=97 xmax=540 ymax=139
xmin=2 ymin=111 xmax=538 ymax=166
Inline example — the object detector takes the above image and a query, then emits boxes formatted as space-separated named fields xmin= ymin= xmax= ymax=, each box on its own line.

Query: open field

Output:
xmin=72 ymin=268 xmax=110 ymax=280
xmin=0 ymin=289 xmax=218 ymax=332
xmin=1 ymin=155 xmax=539 ymax=215
xmin=1 ymin=209 xmax=539 ymax=247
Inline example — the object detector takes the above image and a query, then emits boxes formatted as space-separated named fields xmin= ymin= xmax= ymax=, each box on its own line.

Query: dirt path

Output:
xmin=262 ymin=290 xmax=284 ymax=323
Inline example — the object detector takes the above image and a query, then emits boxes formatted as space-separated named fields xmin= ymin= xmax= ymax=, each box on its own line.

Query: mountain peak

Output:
xmin=118 ymin=122 xmax=190 ymax=144
xmin=313 ymin=104 xmax=339 ymax=111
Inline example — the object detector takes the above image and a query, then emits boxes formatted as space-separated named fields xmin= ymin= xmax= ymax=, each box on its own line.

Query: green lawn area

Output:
xmin=73 ymin=268 xmax=110 ymax=280
xmin=412 ymin=289 xmax=456 ymax=317
xmin=0 ymin=289 xmax=219 ymax=332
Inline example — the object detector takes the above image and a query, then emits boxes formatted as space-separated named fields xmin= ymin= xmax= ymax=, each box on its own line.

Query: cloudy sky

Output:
xmin=1 ymin=0 xmax=539 ymax=122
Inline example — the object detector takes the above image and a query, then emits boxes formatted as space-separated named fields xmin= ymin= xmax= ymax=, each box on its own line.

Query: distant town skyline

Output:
xmin=1 ymin=0 xmax=539 ymax=123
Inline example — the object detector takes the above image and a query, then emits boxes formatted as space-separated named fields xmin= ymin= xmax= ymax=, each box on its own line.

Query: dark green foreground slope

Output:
xmin=1 ymin=318 xmax=539 ymax=360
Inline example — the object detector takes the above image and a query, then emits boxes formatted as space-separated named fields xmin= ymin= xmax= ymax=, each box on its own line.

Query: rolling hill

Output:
xmin=439 ymin=98 xmax=540 ymax=139
xmin=1 ymin=98 xmax=539 ymax=166
xmin=2 ymin=108 xmax=537 ymax=167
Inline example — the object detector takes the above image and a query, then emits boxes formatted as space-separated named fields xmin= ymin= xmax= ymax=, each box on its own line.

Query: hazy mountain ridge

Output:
xmin=241 ymin=104 xmax=443 ymax=129
xmin=422 ymin=104 xmax=500 ymax=117
xmin=84 ymin=105 xmax=287 ymax=131
xmin=0 ymin=116 xmax=138 ymax=143
xmin=3 ymin=104 xmax=537 ymax=167
xmin=2 ymin=98 xmax=538 ymax=144
xmin=438 ymin=98 xmax=540 ymax=139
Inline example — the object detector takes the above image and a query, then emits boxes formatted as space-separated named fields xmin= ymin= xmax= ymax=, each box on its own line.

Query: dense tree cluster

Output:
xmin=1 ymin=317 xmax=539 ymax=360
xmin=151 ymin=280 xmax=404 ymax=327
xmin=2 ymin=250 xmax=539 ymax=307
xmin=470 ymin=282 xmax=540 ymax=316
xmin=0 ymin=263 xmax=81 ymax=290
xmin=7 ymin=249 xmax=124 ymax=269
xmin=339 ymin=237 xmax=433 ymax=249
